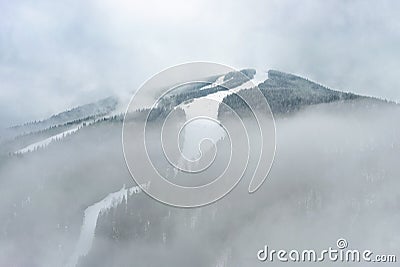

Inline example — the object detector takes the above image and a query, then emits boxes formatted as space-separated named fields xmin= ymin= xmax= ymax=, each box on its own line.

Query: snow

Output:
xmin=14 ymin=115 xmax=110 ymax=155
xmin=200 ymin=74 xmax=227 ymax=90
xmin=175 ymin=78 xmax=257 ymax=166
xmin=179 ymin=77 xmax=257 ymax=120
xmin=205 ymin=79 xmax=256 ymax=103
xmin=6 ymin=97 xmax=117 ymax=141
xmin=15 ymin=125 xmax=82 ymax=154
xmin=179 ymin=119 xmax=226 ymax=162
xmin=214 ymin=248 xmax=231 ymax=267
xmin=67 ymin=184 xmax=145 ymax=267
xmin=253 ymin=68 xmax=269 ymax=85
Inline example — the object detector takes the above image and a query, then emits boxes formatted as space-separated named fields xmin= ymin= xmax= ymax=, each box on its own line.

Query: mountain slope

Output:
xmin=219 ymin=70 xmax=379 ymax=117
xmin=1 ymin=69 xmax=394 ymax=159
xmin=0 ymin=97 xmax=119 ymax=157
xmin=1 ymin=69 xmax=399 ymax=267
xmin=1 ymin=96 xmax=118 ymax=142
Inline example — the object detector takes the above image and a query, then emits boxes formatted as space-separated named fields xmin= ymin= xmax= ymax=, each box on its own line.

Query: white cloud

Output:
xmin=1 ymin=0 xmax=399 ymax=127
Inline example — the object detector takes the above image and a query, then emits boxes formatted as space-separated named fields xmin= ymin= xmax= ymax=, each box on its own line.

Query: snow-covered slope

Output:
xmin=67 ymin=184 xmax=146 ymax=267
xmin=15 ymin=124 xmax=83 ymax=154
xmin=2 ymin=97 xmax=118 ymax=142
xmin=1 ymin=69 xmax=398 ymax=267
xmin=200 ymin=74 xmax=227 ymax=91
xmin=178 ymin=77 xmax=257 ymax=119
xmin=176 ymin=76 xmax=257 ymax=162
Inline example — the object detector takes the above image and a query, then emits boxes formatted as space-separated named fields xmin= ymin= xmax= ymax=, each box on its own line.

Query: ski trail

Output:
xmin=67 ymin=185 xmax=145 ymax=267
xmin=15 ymin=125 xmax=82 ymax=154
xmin=175 ymin=78 xmax=257 ymax=169
xmin=179 ymin=77 xmax=258 ymax=120
xmin=15 ymin=115 xmax=113 ymax=155
xmin=200 ymin=74 xmax=227 ymax=90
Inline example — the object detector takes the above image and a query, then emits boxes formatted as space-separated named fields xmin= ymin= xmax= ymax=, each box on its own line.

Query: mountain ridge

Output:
xmin=1 ymin=69 xmax=395 ymax=156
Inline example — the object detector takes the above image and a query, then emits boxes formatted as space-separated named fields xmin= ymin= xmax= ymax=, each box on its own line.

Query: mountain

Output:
xmin=1 ymin=69 xmax=389 ymax=157
xmin=0 ymin=69 xmax=399 ymax=267
xmin=220 ymin=70 xmax=380 ymax=117
xmin=0 ymin=96 xmax=119 ymax=157
xmin=0 ymin=96 xmax=118 ymax=142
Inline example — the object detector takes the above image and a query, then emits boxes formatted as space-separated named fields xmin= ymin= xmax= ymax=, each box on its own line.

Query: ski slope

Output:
xmin=176 ymin=78 xmax=258 ymax=165
xmin=15 ymin=125 xmax=82 ymax=154
xmin=67 ymin=184 xmax=146 ymax=267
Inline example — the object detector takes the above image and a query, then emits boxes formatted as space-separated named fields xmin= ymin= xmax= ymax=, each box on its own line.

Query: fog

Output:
xmin=0 ymin=99 xmax=399 ymax=266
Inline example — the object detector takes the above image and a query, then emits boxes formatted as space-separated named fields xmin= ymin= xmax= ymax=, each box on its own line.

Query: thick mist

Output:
xmin=0 ymin=99 xmax=399 ymax=266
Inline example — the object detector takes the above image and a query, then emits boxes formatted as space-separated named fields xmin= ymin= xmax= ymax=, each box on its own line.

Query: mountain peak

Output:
xmin=267 ymin=69 xmax=301 ymax=81
xmin=222 ymin=69 xmax=363 ymax=116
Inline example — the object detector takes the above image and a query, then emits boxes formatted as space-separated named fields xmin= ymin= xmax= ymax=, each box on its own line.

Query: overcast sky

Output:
xmin=1 ymin=0 xmax=399 ymax=127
